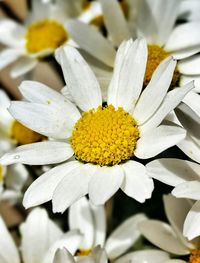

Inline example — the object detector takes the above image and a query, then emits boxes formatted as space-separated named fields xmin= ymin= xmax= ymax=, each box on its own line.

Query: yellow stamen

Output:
xmin=81 ymin=0 xmax=91 ymax=10
xmin=71 ymin=105 xmax=140 ymax=166
xmin=25 ymin=19 xmax=68 ymax=54
xmin=76 ymin=249 xmax=92 ymax=256
xmin=144 ymin=44 xmax=180 ymax=88
xmin=90 ymin=15 xmax=104 ymax=28
xmin=189 ymin=249 xmax=200 ymax=263
xmin=11 ymin=121 xmax=45 ymax=145
xmin=0 ymin=165 xmax=3 ymax=182
xmin=119 ymin=0 xmax=129 ymax=18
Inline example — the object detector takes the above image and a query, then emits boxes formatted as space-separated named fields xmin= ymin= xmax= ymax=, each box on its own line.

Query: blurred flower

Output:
xmin=54 ymin=246 xmax=108 ymax=263
xmin=0 ymin=89 xmax=45 ymax=146
xmin=69 ymin=196 xmax=148 ymax=262
xmin=146 ymin=159 xmax=200 ymax=240
xmin=0 ymin=207 xmax=82 ymax=263
xmin=0 ymin=39 xmax=192 ymax=213
xmin=0 ymin=0 xmax=101 ymax=78
xmin=139 ymin=194 xmax=200 ymax=263
xmin=66 ymin=0 xmax=200 ymax=113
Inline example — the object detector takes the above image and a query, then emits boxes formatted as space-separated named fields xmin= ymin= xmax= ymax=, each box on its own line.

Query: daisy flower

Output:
xmin=0 ymin=0 xmax=101 ymax=78
xmin=66 ymin=0 xmax=200 ymax=114
xmin=139 ymin=194 xmax=200 ymax=263
xmin=54 ymin=247 xmax=108 ymax=263
xmin=68 ymin=196 xmax=174 ymax=263
xmin=0 ymin=207 xmax=83 ymax=263
xmin=68 ymin=196 xmax=150 ymax=262
xmin=0 ymin=39 xmax=192 ymax=213
xmin=55 ymin=246 xmax=172 ymax=263
xmin=146 ymin=158 xmax=200 ymax=240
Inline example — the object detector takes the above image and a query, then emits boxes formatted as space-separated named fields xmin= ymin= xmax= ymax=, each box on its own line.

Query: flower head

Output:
xmin=0 ymin=39 xmax=193 ymax=213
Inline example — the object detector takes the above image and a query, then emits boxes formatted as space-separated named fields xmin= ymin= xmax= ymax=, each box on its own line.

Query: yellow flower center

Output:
xmin=76 ymin=249 xmax=92 ymax=256
xmin=81 ymin=0 xmax=91 ymax=10
xmin=189 ymin=249 xmax=200 ymax=263
xmin=71 ymin=105 xmax=140 ymax=166
xmin=11 ymin=121 xmax=45 ymax=145
xmin=25 ymin=19 xmax=68 ymax=54
xmin=119 ymin=0 xmax=129 ymax=18
xmin=144 ymin=45 xmax=180 ymax=88
xmin=0 ymin=165 xmax=3 ymax=183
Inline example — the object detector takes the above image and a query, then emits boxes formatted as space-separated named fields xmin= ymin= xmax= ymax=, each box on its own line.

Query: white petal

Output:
xmin=90 ymin=246 xmax=108 ymax=263
xmin=165 ymin=22 xmax=200 ymax=52
xmin=23 ymin=161 xmax=81 ymax=209
xmin=11 ymin=57 xmax=38 ymax=78
xmin=0 ymin=48 xmax=23 ymax=70
xmin=91 ymin=203 xmax=106 ymax=247
xmin=55 ymin=45 xmax=102 ymax=111
xmin=20 ymin=208 xmax=62 ymax=263
xmin=163 ymin=194 xmax=194 ymax=249
xmin=0 ymin=216 xmax=19 ymax=263
xmin=53 ymin=249 xmax=75 ymax=263
xmin=6 ymin=163 xmax=28 ymax=191
xmin=135 ymin=125 xmax=186 ymax=159
xmin=178 ymin=55 xmax=200 ymax=75
xmin=134 ymin=57 xmax=176 ymax=124
xmin=52 ymin=164 xmax=95 ymax=213
xmin=89 ymin=165 xmax=124 ymax=205
xmin=105 ymin=214 xmax=147 ymax=259
xmin=183 ymin=200 xmax=200 ymax=240
xmin=178 ymin=0 xmax=200 ymax=21
xmin=115 ymin=249 xmax=170 ymax=263
xmin=183 ymin=91 xmax=200 ymax=118
xmin=180 ymin=76 xmax=200 ymax=93
xmin=19 ymin=80 xmax=80 ymax=120
xmin=172 ymin=47 xmax=200 ymax=60
xmin=9 ymin=101 xmax=76 ymax=139
xmin=0 ymin=19 xmax=25 ymax=47
xmin=0 ymin=141 xmax=74 ymax=165
xmin=172 ymin=181 xmax=200 ymax=200
xmin=121 ymin=161 xmax=153 ymax=202
xmin=107 ymin=38 xmax=147 ymax=111
xmin=141 ymin=81 xmax=194 ymax=132
xmin=43 ymin=230 xmax=82 ymax=263
xmin=100 ymin=0 xmax=131 ymax=46
xmin=178 ymin=134 xmax=200 ymax=164
xmin=139 ymin=220 xmax=190 ymax=255
xmin=66 ymin=20 xmax=116 ymax=67
xmin=69 ymin=197 xmax=95 ymax=249
xmin=146 ymin=159 xmax=200 ymax=187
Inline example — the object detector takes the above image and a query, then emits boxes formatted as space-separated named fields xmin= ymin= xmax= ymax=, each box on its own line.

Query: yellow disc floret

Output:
xmin=189 ymin=249 xmax=200 ymax=263
xmin=144 ymin=44 xmax=180 ymax=88
xmin=76 ymin=249 xmax=92 ymax=256
xmin=11 ymin=121 xmax=44 ymax=145
xmin=71 ymin=105 xmax=140 ymax=166
xmin=25 ymin=19 xmax=68 ymax=54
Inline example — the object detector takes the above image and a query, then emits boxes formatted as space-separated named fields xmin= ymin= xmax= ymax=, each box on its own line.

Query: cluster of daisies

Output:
xmin=0 ymin=0 xmax=200 ymax=262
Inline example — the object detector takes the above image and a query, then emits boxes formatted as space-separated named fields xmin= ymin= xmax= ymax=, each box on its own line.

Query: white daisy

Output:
xmin=0 ymin=207 xmax=83 ymax=263
xmin=66 ymin=0 xmax=200 ymax=114
xmin=68 ymin=196 xmax=152 ymax=262
xmin=0 ymin=38 xmax=192 ymax=213
xmin=146 ymin=158 xmax=200 ymax=240
xmin=55 ymin=246 xmax=171 ymax=263
xmin=0 ymin=0 xmax=100 ymax=78
xmin=54 ymin=246 xmax=108 ymax=263
xmin=139 ymin=194 xmax=200 ymax=263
